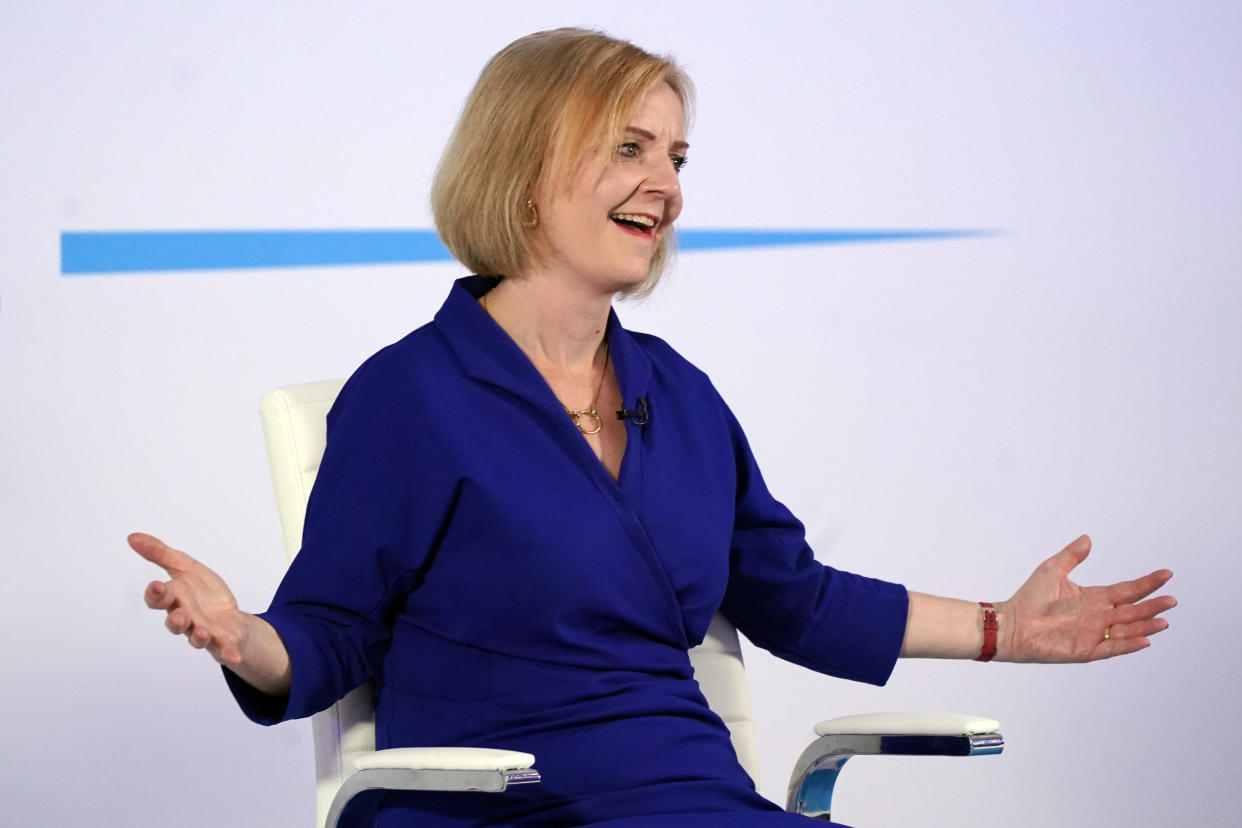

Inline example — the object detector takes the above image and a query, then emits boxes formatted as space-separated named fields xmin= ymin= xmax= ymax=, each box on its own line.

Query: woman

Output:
xmin=130 ymin=28 xmax=1175 ymax=827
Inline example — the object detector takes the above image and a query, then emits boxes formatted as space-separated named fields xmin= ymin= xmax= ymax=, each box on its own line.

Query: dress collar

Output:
xmin=433 ymin=276 xmax=652 ymax=409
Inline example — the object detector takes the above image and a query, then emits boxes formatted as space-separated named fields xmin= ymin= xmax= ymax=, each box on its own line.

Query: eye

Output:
xmin=670 ymin=155 xmax=688 ymax=173
xmin=617 ymin=142 xmax=641 ymax=159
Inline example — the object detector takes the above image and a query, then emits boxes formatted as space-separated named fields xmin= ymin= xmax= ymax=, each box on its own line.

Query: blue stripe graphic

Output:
xmin=677 ymin=228 xmax=991 ymax=250
xmin=60 ymin=228 xmax=994 ymax=275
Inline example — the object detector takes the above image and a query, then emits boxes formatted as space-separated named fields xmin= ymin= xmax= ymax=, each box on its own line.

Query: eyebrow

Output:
xmin=625 ymin=126 xmax=690 ymax=153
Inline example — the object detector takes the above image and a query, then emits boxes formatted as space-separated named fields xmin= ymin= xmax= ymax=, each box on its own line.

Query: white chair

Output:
xmin=259 ymin=379 xmax=1004 ymax=827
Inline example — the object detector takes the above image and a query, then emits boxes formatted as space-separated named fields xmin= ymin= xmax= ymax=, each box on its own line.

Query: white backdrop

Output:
xmin=3 ymin=2 xmax=1239 ymax=825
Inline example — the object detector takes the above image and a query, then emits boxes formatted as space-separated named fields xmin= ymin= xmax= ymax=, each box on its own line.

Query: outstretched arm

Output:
xmin=900 ymin=535 xmax=1175 ymax=662
xmin=130 ymin=532 xmax=292 ymax=696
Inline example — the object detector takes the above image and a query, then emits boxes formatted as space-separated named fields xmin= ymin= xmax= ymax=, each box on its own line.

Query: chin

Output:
xmin=605 ymin=268 xmax=653 ymax=295
xmin=580 ymin=257 xmax=651 ymax=294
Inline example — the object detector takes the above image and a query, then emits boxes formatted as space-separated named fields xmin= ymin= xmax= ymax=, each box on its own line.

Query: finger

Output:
xmin=1111 ymin=594 xmax=1177 ymax=625
xmin=128 ymin=532 xmax=195 ymax=576
xmin=1093 ymin=636 xmax=1152 ymax=660
xmin=1108 ymin=617 xmax=1170 ymax=641
xmin=1045 ymin=534 xmax=1091 ymax=576
xmin=165 ymin=609 xmax=192 ymax=636
xmin=187 ymin=625 xmax=212 ymax=649
xmin=209 ymin=641 xmax=244 ymax=667
xmin=145 ymin=580 xmax=177 ymax=613
xmin=1104 ymin=570 xmax=1174 ymax=605
xmin=204 ymin=630 xmax=244 ymax=666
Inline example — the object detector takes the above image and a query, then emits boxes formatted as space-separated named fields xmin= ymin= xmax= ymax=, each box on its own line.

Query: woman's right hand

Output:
xmin=130 ymin=532 xmax=291 ymax=695
xmin=130 ymin=532 xmax=250 ymax=665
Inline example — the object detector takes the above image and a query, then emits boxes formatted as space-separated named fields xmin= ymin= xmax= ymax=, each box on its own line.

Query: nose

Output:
xmin=643 ymin=154 xmax=682 ymax=200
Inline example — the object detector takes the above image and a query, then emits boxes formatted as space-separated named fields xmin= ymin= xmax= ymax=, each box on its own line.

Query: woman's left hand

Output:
xmin=996 ymin=535 xmax=1175 ymax=662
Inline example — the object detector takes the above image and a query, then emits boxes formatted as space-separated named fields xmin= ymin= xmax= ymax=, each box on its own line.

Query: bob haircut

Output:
xmin=431 ymin=28 xmax=692 ymax=298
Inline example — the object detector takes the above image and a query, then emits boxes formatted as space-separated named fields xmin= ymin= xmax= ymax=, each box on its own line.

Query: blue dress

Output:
xmin=228 ymin=276 xmax=909 ymax=826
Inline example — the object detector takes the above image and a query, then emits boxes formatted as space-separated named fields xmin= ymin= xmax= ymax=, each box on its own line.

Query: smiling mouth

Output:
xmin=610 ymin=212 xmax=659 ymax=238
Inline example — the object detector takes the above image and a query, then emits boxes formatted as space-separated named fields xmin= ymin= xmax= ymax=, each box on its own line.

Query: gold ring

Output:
xmin=1103 ymin=626 xmax=1111 ymax=641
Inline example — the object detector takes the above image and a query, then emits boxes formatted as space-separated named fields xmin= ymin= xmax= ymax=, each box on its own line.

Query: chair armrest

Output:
xmin=326 ymin=747 xmax=540 ymax=828
xmin=813 ymin=712 xmax=1000 ymax=738
xmin=786 ymin=713 xmax=1003 ymax=819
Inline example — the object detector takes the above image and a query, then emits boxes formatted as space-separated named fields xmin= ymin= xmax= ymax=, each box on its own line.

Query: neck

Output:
xmin=481 ymin=274 xmax=611 ymax=373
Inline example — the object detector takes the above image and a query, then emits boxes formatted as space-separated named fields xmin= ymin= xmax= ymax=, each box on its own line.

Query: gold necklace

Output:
xmin=481 ymin=291 xmax=609 ymax=436
xmin=563 ymin=343 xmax=609 ymax=435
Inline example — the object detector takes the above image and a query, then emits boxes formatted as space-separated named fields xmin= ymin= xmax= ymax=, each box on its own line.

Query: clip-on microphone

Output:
xmin=616 ymin=396 xmax=650 ymax=426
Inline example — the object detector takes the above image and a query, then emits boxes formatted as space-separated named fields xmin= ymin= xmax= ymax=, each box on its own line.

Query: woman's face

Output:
xmin=534 ymin=83 xmax=687 ymax=292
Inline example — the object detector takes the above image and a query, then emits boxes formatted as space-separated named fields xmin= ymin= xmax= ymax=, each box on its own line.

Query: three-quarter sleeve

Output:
xmin=718 ymin=403 xmax=909 ymax=686
xmin=227 ymin=348 xmax=457 ymax=724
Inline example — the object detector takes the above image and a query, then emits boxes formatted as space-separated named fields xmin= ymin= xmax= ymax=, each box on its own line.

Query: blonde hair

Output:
xmin=431 ymin=28 xmax=692 ymax=297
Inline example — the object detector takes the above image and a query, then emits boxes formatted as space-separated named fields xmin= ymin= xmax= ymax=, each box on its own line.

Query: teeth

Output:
xmin=610 ymin=213 xmax=657 ymax=228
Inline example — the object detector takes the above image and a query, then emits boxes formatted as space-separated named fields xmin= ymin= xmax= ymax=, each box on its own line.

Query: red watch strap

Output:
xmin=976 ymin=602 xmax=998 ymax=662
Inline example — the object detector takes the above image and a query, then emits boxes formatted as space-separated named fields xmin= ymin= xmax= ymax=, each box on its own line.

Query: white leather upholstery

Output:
xmin=261 ymin=380 xmax=360 ymax=826
xmin=259 ymin=380 xmax=761 ymax=826
xmin=689 ymin=613 xmax=760 ymax=784
xmin=353 ymin=748 xmax=535 ymax=772
xmin=814 ymin=712 xmax=1000 ymax=737
xmin=259 ymin=379 xmax=345 ymax=567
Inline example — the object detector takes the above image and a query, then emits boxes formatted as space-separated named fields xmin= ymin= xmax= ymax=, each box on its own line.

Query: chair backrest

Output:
xmin=259 ymin=380 xmax=760 ymax=827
